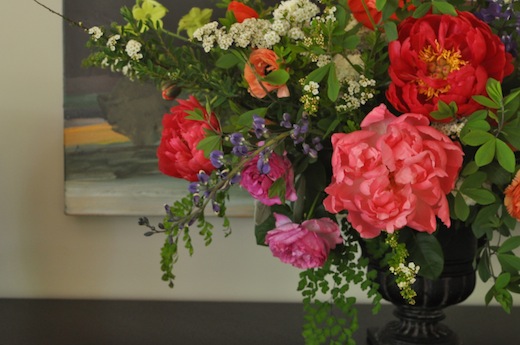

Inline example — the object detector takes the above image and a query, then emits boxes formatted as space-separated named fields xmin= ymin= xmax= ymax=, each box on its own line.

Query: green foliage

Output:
xmin=298 ymin=224 xmax=381 ymax=345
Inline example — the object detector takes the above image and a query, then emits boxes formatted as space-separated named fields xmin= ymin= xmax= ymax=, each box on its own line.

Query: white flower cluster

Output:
xmin=336 ymin=75 xmax=376 ymax=112
xmin=389 ymin=262 xmax=420 ymax=290
xmin=88 ymin=26 xmax=103 ymax=41
xmin=193 ymin=0 xmax=321 ymax=52
xmin=300 ymin=80 xmax=320 ymax=114
xmin=106 ymin=34 xmax=121 ymax=52
xmin=431 ymin=118 xmax=467 ymax=139
xmin=125 ymin=39 xmax=143 ymax=60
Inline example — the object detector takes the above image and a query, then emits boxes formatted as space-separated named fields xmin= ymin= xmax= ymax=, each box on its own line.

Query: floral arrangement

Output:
xmin=41 ymin=0 xmax=520 ymax=343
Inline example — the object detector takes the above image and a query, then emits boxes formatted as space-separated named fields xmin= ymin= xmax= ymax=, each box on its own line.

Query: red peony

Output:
xmin=323 ymin=104 xmax=463 ymax=239
xmin=157 ymin=96 xmax=220 ymax=182
xmin=227 ymin=1 xmax=259 ymax=23
xmin=386 ymin=11 xmax=514 ymax=120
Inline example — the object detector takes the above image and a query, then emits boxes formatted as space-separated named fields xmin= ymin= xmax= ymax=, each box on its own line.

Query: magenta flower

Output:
xmin=265 ymin=214 xmax=342 ymax=269
xmin=240 ymin=152 xmax=297 ymax=206
xmin=323 ymin=104 xmax=464 ymax=238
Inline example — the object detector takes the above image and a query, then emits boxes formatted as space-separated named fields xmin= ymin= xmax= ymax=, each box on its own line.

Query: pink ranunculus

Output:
xmin=323 ymin=104 xmax=463 ymax=238
xmin=265 ymin=213 xmax=343 ymax=269
xmin=240 ymin=152 xmax=297 ymax=206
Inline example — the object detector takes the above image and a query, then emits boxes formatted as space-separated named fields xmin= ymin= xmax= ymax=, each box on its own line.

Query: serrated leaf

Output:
xmin=495 ymin=139 xmax=516 ymax=173
xmin=498 ymin=236 xmax=520 ymax=254
xmin=343 ymin=35 xmax=360 ymax=49
xmin=185 ymin=109 xmax=205 ymax=121
xmin=268 ymin=177 xmax=287 ymax=203
xmin=475 ymin=138 xmax=496 ymax=167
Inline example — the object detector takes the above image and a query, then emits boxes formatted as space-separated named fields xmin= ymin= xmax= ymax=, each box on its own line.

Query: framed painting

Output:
xmin=63 ymin=0 xmax=253 ymax=216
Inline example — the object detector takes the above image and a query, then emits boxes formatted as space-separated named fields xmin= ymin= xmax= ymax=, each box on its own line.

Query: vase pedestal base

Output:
xmin=366 ymin=307 xmax=459 ymax=345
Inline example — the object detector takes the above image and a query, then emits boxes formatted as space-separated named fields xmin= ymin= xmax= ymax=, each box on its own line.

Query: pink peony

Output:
xmin=265 ymin=214 xmax=342 ymax=269
xmin=240 ymin=152 xmax=297 ymax=206
xmin=323 ymin=104 xmax=463 ymax=238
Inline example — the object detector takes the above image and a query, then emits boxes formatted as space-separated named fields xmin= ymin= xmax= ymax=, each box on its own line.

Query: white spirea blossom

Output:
xmin=106 ymin=35 xmax=120 ymax=51
xmin=125 ymin=40 xmax=143 ymax=60
xmin=88 ymin=26 xmax=103 ymax=41
xmin=303 ymin=81 xmax=320 ymax=95
xmin=431 ymin=118 xmax=467 ymax=139
xmin=273 ymin=0 xmax=320 ymax=24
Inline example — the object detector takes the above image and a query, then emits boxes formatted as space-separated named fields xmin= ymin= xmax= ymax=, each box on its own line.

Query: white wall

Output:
xmin=0 ymin=0 xmax=502 ymax=304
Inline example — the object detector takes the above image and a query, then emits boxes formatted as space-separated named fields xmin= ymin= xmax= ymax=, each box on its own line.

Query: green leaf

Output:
xmin=472 ymin=95 xmax=500 ymax=109
xmin=462 ymin=188 xmax=495 ymax=205
xmin=215 ymin=52 xmax=241 ymax=69
xmin=306 ymin=64 xmax=330 ymax=83
xmin=268 ymin=177 xmax=287 ymax=203
xmin=461 ymin=130 xmax=495 ymax=146
xmin=327 ymin=64 xmax=340 ymax=102
xmin=413 ymin=2 xmax=432 ymax=18
xmin=497 ymin=253 xmax=520 ymax=273
xmin=454 ymin=192 xmax=470 ymax=221
xmin=262 ymin=69 xmax=289 ymax=86
xmin=478 ymin=250 xmax=491 ymax=282
xmin=196 ymin=134 xmax=222 ymax=158
xmin=409 ymin=233 xmax=444 ymax=280
xmin=475 ymin=138 xmax=496 ymax=167
xmin=498 ymin=236 xmax=520 ymax=254
xmin=486 ymin=78 xmax=503 ymax=105
xmin=184 ymin=109 xmax=205 ymax=121
xmin=343 ymin=35 xmax=360 ymax=49
xmin=496 ymin=272 xmax=511 ymax=290
xmin=237 ymin=107 xmax=268 ymax=127
xmin=432 ymin=0 xmax=457 ymax=15
xmin=495 ymin=139 xmax=516 ymax=173
xmin=383 ymin=21 xmax=398 ymax=42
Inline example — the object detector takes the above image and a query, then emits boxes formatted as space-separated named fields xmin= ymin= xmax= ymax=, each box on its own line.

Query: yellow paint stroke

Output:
xmin=64 ymin=122 xmax=130 ymax=147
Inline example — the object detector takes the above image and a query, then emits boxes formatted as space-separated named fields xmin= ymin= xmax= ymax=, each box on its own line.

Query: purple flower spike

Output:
xmin=280 ymin=112 xmax=292 ymax=128
xmin=188 ymin=182 xmax=200 ymax=193
xmin=209 ymin=150 xmax=224 ymax=168
xmin=197 ymin=171 xmax=210 ymax=184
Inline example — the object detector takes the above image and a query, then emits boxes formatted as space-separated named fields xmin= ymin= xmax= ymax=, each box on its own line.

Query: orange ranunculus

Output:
xmin=227 ymin=1 xmax=259 ymax=23
xmin=505 ymin=170 xmax=520 ymax=221
xmin=244 ymin=48 xmax=290 ymax=99
xmin=347 ymin=0 xmax=405 ymax=30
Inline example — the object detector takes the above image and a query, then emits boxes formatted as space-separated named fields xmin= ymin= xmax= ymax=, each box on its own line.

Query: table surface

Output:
xmin=0 ymin=299 xmax=518 ymax=345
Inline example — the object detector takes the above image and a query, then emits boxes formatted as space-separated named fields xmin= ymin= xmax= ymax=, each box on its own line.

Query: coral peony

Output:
xmin=323 ymin=104 xmax=463 ymax=238
xmin=244 ymin=48 xmax=290 ymax=99
xmin=240 ymin=152 xmax=297 ymax=206
xmin=157 ymin=96 xmax=220 ymax=182
xmin=505 ymin=170 xmax=520 ymax=221
xmin=227 ymin=1 xmax=259 ymax=23
xmin=265 ymin=214 xmax=342 ymax=269
xmin=386 ymin=11 xmax=514 ymax=120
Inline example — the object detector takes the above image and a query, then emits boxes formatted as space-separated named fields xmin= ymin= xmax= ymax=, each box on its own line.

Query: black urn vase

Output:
xmin=367 ymin=224 xmax=478 ymax=345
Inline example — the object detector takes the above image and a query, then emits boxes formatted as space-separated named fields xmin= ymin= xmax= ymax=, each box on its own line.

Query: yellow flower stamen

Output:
xmin=417 ymin=41 xmax=468 ymax=100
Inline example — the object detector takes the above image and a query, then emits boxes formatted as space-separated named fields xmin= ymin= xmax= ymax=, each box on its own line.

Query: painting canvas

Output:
xmin=63 ymin=0 xmax=253 ymax=216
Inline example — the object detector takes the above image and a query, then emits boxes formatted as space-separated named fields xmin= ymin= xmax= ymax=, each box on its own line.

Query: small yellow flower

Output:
xmin=178 ymin=8 xmax=213 ymax=38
